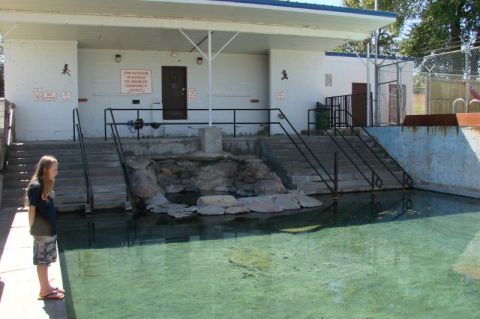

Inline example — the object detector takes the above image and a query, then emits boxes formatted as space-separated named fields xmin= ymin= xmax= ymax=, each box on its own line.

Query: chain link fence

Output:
xmin=413 ymin=46 xmax=480 ymax=115
xmin=377 ymin=59 xmax=411 ymax=125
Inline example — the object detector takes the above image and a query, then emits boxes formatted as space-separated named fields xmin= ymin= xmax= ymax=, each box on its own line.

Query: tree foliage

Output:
xmin=338 ymin=0 xmax=480 ymax=57
xmin=401 ymin=0 xmax=480 ymax=57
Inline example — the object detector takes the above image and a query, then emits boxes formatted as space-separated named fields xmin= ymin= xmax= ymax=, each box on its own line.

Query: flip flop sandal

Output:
xmin=38 ymin=291 xmax=65 ymax=300
xmin=54 ymin=287 xmax=65 ymax=294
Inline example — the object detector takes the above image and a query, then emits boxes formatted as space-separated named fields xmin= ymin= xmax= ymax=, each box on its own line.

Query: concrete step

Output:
xmin=8 ymin=154 xmax=120 ymax=166
xmin=10 ymin=140 xmax=117 ymax=151
xmin=3 ymin=175 xmax=125 ymax=189
xmin=9 ymin=148 xmax=116 ymax=159
xmin=295 ymin=179 xmax=404 ymax=195
xmin=282 ymin=162 xmax=401 ymax=175
xmin=271 ymin=153 xmax=389 ymax=164
xmin=2 ymin=167 xmax=123 ymax=179
xmin=5 ymin=161 xmax=121 ymax=174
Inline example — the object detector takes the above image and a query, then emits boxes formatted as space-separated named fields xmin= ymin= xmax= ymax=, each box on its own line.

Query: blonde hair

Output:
xmin=26 ymin=155 xmax=58 ymax=204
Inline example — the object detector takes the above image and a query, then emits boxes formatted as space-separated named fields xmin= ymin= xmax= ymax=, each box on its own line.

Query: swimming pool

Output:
xmin=58 ymin=190 xmax=480 ymax=318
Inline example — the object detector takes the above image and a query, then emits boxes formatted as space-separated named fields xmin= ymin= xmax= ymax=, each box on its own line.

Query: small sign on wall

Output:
xmin=33 ymin=88 xmax=43 ymax=101
xmin=62 ymin=91 xmax=72 ymax=101
xmin=121 ymin=69 xmax=152 ymax=94
xmin=43 ymin=91 xmax=57 ymax=101
xmin=276 ymin=91 xmax=285 ymax=100
xmin=325 ymin=73 xmax=333 ymax=87
xmin=188 ymin=88 xmax=197 ymax=100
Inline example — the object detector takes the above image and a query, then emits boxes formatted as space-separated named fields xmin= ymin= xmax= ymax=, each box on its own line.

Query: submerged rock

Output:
xmin=228 ymin=247 xmax=272 ymax=270
xmin=452 ymin=231 xmax=480 ymax=280
xmin=167 ymin=211 xmax=195 ymax=219
xmin=279 ymin=225 xmax=322 ymax=233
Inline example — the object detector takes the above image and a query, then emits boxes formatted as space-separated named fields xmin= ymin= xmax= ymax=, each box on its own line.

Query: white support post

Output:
xmin=208 ymin=30 xmax=213 ymax=127
xmin=367 ymin=43 xmax=371 ymax=126
xmin=179 ymin=29 xmax=240 ymax=127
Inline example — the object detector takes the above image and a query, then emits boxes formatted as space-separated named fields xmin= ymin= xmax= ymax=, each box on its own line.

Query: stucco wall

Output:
xmin=367 ymin=126 xmax=480 ymax=197
xmin=324 ymin=54 xmax=413 ymax=125
xmin=4 ymin=40 xmax=78 ymax=141
xmin=269 ymin=49 xmax=324 ymax=135
xmin=78 ymin=49 xmax=268 ymax=138
xmin=269 ymin=50 xmax=414 ymax=134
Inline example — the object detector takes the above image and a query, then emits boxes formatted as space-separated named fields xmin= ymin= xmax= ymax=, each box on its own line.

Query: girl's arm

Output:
xmin=28 ymin=205 xmax=36 ymax=227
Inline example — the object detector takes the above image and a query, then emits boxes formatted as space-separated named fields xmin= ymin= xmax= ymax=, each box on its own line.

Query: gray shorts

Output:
xmin=33 ymin=235 xmax=57 ymax=266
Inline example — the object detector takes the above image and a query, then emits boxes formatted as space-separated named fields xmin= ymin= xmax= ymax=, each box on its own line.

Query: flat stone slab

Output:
xmin=296 ymin=194 xmax=323 ymax=208
xmin=197 ymin=205 xmax=225 ymax=215
xmin=238 ymin=196 xmax=283 ymax=213
xmin=147 ymin=193 xmax=321 ymax=216
xmin=197 ymin=195 xmax=242 ymax=207
xmin=273 ymin=195 xmax=301 ymax=210
xmin=225 ymin=205 xmax=250 ymax=215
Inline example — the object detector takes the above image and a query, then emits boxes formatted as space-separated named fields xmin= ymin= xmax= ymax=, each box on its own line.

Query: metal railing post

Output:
xmin=233 ymin=109 xmax=237 ymax=138
xmin=73 ymin=109 xmax=76 ymax=142
xmin=104 ymin=109 xmax=107 ymax=141
xmin=333 ymin=152 xmax=338 ymax=197
xmin=137 ymin=109 xmax=140 ymax=140
xmin=307 ymin=110 xmax=311 ymax=136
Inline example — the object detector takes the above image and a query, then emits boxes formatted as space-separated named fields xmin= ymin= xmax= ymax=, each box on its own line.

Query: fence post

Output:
xmin=465 ymin=46 xmax=470 ymax=112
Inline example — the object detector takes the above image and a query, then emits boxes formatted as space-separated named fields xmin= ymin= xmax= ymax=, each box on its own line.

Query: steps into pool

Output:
xmin=260 ymin=135 xmax=408 ymax=194
xmin=1 ymin=140 xmax=126 ymax=212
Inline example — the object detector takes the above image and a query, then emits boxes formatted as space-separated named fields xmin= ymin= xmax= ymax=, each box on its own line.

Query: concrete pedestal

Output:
xmin=199 ymin=127 xmax=222 ymax=153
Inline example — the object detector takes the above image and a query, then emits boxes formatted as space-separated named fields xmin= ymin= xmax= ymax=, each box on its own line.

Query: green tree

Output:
xmin=401 ymin=0 xmax=480 ymax=57
xmin=338 ymin=0 xmax=480 ymax=57
xmin=337 ymin=0 xmax=415 ymax=56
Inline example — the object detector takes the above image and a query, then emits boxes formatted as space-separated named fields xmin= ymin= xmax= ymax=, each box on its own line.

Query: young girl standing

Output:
xmin=26 ymin=155 xmax=65 ymax=300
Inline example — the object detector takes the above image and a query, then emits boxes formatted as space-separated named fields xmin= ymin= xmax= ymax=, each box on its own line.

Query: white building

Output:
xmin=0 ymin=0 xmax=408 ymax=141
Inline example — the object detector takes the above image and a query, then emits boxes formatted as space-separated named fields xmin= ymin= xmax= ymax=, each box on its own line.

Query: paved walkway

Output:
xmin=0 ymin=206 xmax=67 ymax=318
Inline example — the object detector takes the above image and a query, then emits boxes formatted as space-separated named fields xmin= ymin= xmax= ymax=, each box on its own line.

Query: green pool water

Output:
xmin=58 ymin=191 xmax=480 ymax=319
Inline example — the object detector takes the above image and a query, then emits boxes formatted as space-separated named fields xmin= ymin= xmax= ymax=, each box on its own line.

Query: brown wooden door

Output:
xmin=351 ymin=82 xmax=367 ymax=126
xmin=162 ymin=66 xmax=187 ymax=120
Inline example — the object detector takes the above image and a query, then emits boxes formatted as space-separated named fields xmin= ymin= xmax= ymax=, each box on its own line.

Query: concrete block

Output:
xmin=199 ymin=127 xmax=222 ymax=153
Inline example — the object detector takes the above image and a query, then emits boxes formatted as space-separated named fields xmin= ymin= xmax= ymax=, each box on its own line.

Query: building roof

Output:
xmin=0 ymin=0 xmax=397 ymax=53
xmin=212 ymin=0 xmax=396 ymax=18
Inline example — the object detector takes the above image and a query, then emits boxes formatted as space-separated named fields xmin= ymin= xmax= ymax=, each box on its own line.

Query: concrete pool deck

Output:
xmin=0 ymin=206 xmax=67 ymax=318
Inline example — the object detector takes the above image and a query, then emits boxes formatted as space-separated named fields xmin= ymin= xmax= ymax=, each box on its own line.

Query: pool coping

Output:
xmin=0 ymin=206 xmax=67 ymax=319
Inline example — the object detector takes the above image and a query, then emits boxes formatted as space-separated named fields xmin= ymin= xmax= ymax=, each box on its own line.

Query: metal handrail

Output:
xmin=306 ymin=106 xmax=382 ymax=190
xmin=73 ymin=108 xmax=94 ymax=213
xmin=331 ymin=121 xmax=383 ymax=191
xmin=0 ymin=101 xmax=15 ymax=173
xmin=354 ymin=123 xmax=414 ymax=188
xmin=106 ymin=109 xmax=137 ymax=212
xmin=325 ymin=92 xmax=373 ymax=127
xmin=104 ymin=107 xmax=337 ymax=196
xmin=333 ymin=107 xmax=413 ymax=188
xmin=319 ymin=124 xmax=381 ymax=191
